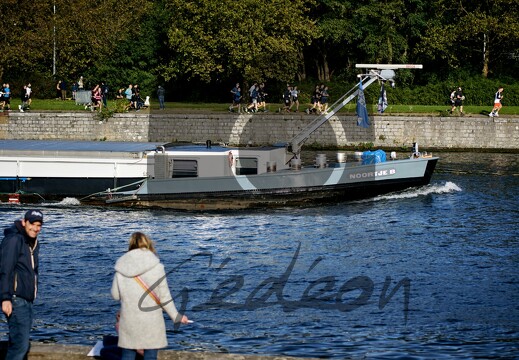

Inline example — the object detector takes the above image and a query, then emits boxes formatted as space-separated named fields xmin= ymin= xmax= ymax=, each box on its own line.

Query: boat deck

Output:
xmin=0 ymin=140 xmax=165 ymax=158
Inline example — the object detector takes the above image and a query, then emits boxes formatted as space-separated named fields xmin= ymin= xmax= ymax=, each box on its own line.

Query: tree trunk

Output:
xmin=297 ymin=51 xmax=306 ymax=81
xmin=315 ymin=59 xmax=323 ymax=81
xmin=482 ymin=33 xmax=489 ymax=78
xmin=322 ymin=52 xmax=330 ymax=81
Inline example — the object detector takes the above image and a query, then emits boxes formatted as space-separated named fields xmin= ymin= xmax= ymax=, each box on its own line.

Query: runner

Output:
xmin=489 ymin=87 xmax=504 ymax=117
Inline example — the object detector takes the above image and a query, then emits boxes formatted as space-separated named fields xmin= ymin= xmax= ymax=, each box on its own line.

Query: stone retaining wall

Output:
xmin=0 ymin=111 xmax=517 ymax=150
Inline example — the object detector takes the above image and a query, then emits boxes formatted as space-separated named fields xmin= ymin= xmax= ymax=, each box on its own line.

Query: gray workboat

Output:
xmin=80 ymin=64 xmax=438 ymax=210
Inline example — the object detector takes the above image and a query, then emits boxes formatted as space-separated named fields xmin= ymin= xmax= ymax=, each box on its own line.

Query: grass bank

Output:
xmin=5 ymin=98 xmax=518 ymax=116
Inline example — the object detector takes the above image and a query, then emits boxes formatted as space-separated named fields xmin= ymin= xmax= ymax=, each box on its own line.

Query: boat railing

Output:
xmin=79 ymin=178 xmax=146 ymax=201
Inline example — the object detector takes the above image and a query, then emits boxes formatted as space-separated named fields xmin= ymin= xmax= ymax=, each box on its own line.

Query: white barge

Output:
xmin=0 ymin=140 xmax=160 ymax=203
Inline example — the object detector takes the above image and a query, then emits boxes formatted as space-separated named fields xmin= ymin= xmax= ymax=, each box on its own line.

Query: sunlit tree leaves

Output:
xmin=419 ymin=0 xmax=519 ymax=77
xmin=160 ymin=0 xmax=316 ymax=83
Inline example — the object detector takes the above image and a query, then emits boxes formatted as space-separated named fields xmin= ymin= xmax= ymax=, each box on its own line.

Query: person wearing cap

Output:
xmin=1 ymin=210 xmax=43 ymax=360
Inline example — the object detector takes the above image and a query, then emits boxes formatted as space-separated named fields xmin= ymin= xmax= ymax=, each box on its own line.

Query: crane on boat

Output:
xmin=287 ymin=64 xmax=423 ymax=157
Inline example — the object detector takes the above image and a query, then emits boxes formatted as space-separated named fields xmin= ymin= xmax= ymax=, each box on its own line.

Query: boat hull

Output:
xmin=0 ymin=177 xmax=145 ymax=203
xmin=85 ymin=158 xmax=438 ymax=210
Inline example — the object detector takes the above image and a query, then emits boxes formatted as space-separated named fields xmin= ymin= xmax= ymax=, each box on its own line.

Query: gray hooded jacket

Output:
xmin=111 ymin=248 xmax=180 ymax=349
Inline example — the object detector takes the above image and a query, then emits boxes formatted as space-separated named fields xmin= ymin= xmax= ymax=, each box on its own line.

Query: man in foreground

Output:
xmin=1 ymin=210 xmax=43 ymax=360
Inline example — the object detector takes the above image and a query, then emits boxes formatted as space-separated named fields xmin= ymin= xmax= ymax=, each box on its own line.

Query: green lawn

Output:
xmin=5 ymin=98 xmax=518 ymax=116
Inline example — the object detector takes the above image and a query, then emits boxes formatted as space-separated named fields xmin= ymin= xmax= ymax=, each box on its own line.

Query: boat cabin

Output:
xmin=151 ymin=144 xmax=289 ymax=179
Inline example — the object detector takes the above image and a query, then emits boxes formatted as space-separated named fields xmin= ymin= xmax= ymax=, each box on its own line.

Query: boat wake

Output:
xmin=373 ymin=181 xmax=462 ymax=202
xmin=40 ymin=197 xmax=82 ymax=207
xmin=55 ymin=197 xmax=81 ymax=206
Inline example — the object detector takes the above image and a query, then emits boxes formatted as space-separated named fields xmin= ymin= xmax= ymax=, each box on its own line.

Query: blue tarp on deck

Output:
xmin=362 ymin=150 xmax=387 ymax=165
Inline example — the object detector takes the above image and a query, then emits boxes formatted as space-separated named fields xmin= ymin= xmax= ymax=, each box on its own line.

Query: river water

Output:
xmin=0 ymin=151 xmax=518 ymax=359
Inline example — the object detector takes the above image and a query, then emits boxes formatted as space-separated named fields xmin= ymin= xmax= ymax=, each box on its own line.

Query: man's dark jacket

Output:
xmin=0 ymin=221 xmax=39 ymax=302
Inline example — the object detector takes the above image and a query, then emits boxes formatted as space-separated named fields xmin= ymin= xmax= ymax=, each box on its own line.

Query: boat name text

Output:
xmin=350 ymin=168 xmax=396 ymax=179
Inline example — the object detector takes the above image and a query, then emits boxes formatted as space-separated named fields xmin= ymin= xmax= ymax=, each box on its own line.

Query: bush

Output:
xmin=295 ymin=74 xmax=518 ymax=106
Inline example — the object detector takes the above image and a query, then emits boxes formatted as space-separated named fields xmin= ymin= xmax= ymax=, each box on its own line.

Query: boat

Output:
xmin=0 ymin=64 xmax=438 ymax=210
xmin=81 ymin=64 xmax=437 ymax=210
xmin=81 ymin=143 xmax=437 ymax=210
xmin=0 ymin=140 xmax=161 ymax=203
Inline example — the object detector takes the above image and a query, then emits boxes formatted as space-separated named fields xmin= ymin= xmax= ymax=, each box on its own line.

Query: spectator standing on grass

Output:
xmin=489 ymin=87 xmax=504 ymax=117
xmin=71 ymin=82 xmax=78 ymax=100
xmin=56 ymin=80 xmax=62 ymax=99
xmin=133 ymin=84 xmax=141 ymax=110
xmin=157 ymin=86 xmax=166 ymax=110
xmin=61 ymin=80 xmax=67 ymax=100
xmin=101 ymin=82 xmax=109 ymax=108
xmin=125 ymin=84 xmax=133 ymax=109
xmin=78 ymin=76 xmax=84 ymax=91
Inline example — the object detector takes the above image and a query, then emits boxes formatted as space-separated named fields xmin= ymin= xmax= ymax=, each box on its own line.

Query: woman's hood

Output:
xmin=114 ymin=248 xmax=160 ymax=278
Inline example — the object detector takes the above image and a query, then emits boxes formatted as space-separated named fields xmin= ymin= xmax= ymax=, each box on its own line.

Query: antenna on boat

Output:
xmin=355 ymin=64 xmax=423 ymax=87
xmin=287 ymin=64 xmax=423 ymax=157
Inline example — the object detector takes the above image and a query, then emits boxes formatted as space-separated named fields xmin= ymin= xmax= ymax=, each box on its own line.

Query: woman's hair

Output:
xmin=128 ymin=232 xmax=156 ymax=254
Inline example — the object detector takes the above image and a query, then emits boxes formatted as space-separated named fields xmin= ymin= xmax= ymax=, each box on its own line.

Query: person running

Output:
xmin=2 ymin=83 xmax=11 ymax=110
xmin=282 ymin=85 xmax=292 ymax=113
xmin=306 ymin=85 xmax=321 ymax=114
xmin=229 ymin=83 xmax=241 ymax=113
xmin=245 ymin=84 xmax=259 ymax=113
xmin=450 ymin=87 xmax=464 ymax=115
xmin=489 ymin=87 xmax=504 ymax=117
xmin=320 ymin=86 xmax=329 ymax=113
xmin=19 ymin=85 xmax=29 ymax=112
xmin=257 ymin=83 xmax=268 ymax=112
xmin=289 ymin=85 xmax=299 ymax=112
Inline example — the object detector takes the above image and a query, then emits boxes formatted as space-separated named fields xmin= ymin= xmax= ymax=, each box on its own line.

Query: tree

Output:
xmin=0 ymin=0 xmax=150 ymax=85
xmin=53 ymin=0 xmax=150 ymax=80
xmin=306 ymin=0 xmax=428 ymax=82
xmin=160 ymin=0 xmax=316 ymax=83
xmin=419 ymin=0 xmax=519 ymax=78
xmin=0 ymin=0 xmax=53 ymax=80
xmin=305 ymin=0 xmax=356 ymax=81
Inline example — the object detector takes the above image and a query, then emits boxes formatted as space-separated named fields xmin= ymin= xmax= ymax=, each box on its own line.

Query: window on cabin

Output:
xmin=235 ymin=157 xmax=258 ymax=175
xmin=172 ymin=159 xmax=198 ymax=178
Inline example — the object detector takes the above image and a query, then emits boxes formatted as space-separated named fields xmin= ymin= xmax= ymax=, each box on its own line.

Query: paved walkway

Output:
xmin=0 ymin=343 xmax=316 ymax=360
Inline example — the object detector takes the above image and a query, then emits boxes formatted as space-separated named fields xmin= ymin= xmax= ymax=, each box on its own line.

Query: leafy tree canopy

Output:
xmin=160 ymin=0 xmax=316 ymax=83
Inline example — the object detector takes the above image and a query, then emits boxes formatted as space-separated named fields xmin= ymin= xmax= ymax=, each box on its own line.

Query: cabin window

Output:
xmin=172 ymin=159 xmax=198 ymax=178
xmin=235 ymin=157 xmax=258 ymax=175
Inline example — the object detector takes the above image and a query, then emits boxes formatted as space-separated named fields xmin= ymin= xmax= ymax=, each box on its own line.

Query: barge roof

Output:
xmin=0 ymin=140 xmax=165 ymax=158
xmin=0 ymin=140 xmax=164 ymax=152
